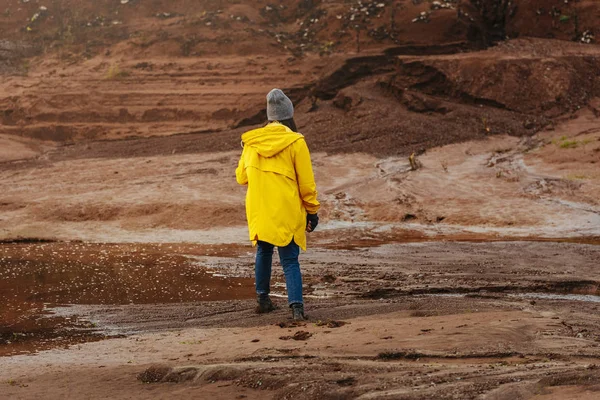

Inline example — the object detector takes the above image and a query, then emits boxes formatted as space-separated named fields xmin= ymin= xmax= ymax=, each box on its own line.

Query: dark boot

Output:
xmin=256 ymin=294 xmax=276 ymax=314
xmin=290 ymin=303 xmax=307 ymax=321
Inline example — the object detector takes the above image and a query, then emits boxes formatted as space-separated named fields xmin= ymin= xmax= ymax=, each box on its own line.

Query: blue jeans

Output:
xmin=255 ymin=240 xmax=303 ymax=305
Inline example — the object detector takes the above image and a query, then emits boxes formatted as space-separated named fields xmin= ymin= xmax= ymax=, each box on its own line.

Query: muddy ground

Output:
xmin=2 ymin=0 xmax=600 ymax=399
xmin=1 ymin=239 xmax=600 ymax=399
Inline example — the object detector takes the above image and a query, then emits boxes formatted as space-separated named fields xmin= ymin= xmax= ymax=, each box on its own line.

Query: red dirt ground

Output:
xmin=1 ymin=1 xmax=600 ymax=399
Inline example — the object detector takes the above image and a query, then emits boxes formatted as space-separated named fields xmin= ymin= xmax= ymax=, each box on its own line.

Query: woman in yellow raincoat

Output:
xmin=236 ymin=89 xmax=320 ymax=320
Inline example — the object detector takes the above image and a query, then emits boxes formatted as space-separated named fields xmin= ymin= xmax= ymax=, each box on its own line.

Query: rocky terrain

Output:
xmin=1 ymin=1 xmax=599 ymax=399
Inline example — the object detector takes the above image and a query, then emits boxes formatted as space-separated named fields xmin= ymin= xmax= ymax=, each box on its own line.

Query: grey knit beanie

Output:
xmin=266 ymin=88 xmax=294 ymax=121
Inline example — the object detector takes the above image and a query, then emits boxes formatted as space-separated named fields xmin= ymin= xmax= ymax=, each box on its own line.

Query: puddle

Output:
xmin=419 ymin=293 xmax=466 ymax=298
xmin=318 ymin=231 xmax=600 ymax=251
xmin=0 ymin=302 xmax=103 ymax=357
xmin=0 ymin=242 xmax=255 ymax=356
xmin=509 ymin=293 xmax=600 ymax=303
xmin=419 ymin=291 xmax=600 ymax=304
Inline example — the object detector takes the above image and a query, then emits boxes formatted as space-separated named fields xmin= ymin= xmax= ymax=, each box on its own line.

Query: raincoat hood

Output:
xmin=241 ymin=122 xmax=303 ymax=158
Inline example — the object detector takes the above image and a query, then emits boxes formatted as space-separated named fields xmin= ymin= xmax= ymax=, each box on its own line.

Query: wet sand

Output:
xmin=1 ymin=239 xmax=599 ymax=399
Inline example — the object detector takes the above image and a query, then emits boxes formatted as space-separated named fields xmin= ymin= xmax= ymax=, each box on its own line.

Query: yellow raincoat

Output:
xmin=236 ymin=122 xmax=320 ymax=250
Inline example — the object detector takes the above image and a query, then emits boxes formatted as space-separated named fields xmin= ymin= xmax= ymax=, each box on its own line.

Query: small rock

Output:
xmin=280 ymin=330 xmax=313 ymax=341
xmin=315 ymin=320 xmax=347 ymax=328
xmin=276 ymin=320 xmax=305 ymax=328
xmin=580 ymin=30 xmax=595 ymax=44
xmin=137 ymin=364 xmax=172 ymax=383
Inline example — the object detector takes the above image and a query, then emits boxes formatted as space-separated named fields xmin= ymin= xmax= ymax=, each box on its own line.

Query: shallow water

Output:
xmin=422 ymin=292 xmax=600 ymax=303
xmin=0 ymin=242 xmax=255 ymax=356
xmin=509 ymin=292 xmax=600 ymax=303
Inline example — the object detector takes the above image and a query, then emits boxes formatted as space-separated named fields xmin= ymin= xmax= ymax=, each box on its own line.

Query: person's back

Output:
xmin=236 ymin=122 xmax=319 ymax=250
xmin=236 ymin=89 xmax=320 ymax=320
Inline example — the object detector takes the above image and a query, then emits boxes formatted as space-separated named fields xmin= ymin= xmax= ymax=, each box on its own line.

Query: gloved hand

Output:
xmin=306 ymin=213 xmax=319 ymax=233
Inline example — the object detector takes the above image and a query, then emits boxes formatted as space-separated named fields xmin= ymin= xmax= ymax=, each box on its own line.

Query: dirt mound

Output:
xmin=290 ymin=38 xmax=600 ymax=157
xmin=392 ymin=42 xmax=600 ymax=115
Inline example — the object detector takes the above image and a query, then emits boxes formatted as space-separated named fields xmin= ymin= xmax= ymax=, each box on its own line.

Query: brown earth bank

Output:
xmin=1 ymin=1 xmax=599 ymax=155
xmin=2 ymin=1 xmax=600 ymax=399
xmin=2 ymin=38 xmax=599 ymax=155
